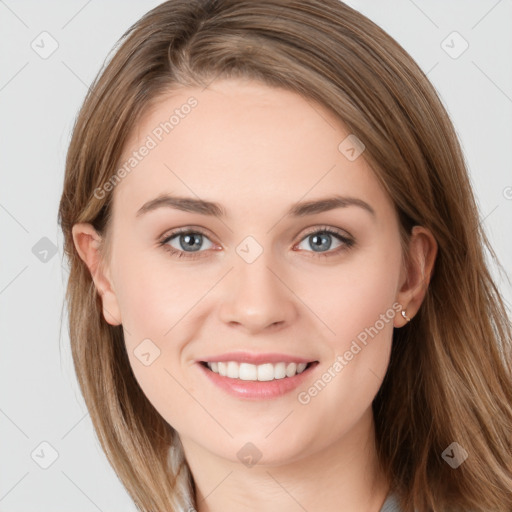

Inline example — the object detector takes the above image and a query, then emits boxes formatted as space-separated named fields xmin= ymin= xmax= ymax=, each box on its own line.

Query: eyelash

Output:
xmin=158 ymin=225 xmax=355 ymax=261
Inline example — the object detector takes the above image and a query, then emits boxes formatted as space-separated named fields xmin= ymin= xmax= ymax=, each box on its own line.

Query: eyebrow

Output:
xmin=136 ymin=194 xmax=376 ymax=219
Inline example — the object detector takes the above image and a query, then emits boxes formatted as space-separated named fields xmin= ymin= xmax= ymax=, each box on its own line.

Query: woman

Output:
xmin=58 ymin=1 xmax=512 ymax=511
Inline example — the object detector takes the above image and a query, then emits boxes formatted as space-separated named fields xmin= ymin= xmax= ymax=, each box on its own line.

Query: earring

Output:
xmin=401 ymin=310 xmax=411 ymax=322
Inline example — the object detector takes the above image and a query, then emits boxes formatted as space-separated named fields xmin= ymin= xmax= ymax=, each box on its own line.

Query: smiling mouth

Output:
xmin=200 ymin=361 xmax=318 ymax=381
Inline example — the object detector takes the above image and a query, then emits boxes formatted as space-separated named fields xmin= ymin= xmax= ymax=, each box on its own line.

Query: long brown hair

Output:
xmin=58 ymin=1 xmax=512 ymax=510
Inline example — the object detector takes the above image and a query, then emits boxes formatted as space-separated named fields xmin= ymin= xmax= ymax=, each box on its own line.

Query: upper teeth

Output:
xmin=206 ymin=361 xmax=308 ymax=381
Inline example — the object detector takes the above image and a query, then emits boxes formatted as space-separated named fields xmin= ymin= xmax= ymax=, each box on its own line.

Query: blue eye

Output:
xmin=294 ymin=227 xmax=354 ymax=258
xmin=159 ymin=226 xmax=354 ymax=260
xmin=161 ymin=230 xmax=214 ymax=258
xmin=297 ymin=229 xmax=351 ymax=253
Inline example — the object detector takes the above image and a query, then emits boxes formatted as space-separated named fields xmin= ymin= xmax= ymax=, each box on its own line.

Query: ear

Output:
xmin=394 ymin=225 xmax=438 ymax=328
xmin=71 ymin=222 xmax=122 ymax=326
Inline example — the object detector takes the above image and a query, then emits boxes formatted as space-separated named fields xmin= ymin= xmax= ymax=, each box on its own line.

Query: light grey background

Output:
xmin=1 ymin=1 xmax=511 ymax=510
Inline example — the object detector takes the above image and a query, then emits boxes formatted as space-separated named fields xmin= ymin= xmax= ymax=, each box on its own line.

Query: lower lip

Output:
xmin=196 ymin=362 xmax=318 ymax=400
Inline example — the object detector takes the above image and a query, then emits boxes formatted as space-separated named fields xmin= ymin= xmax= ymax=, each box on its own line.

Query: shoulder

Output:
xmin=379 ymin=493 xmax=403 ymax=512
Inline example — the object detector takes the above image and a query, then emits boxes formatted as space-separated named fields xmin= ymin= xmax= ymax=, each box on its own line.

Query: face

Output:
xmin=82 ymin=78 xmax=412 ymax=466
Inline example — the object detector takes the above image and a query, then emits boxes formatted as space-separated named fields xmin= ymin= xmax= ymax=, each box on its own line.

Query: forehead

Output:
xmin=112 ymin=78 xmax=388 ymax=220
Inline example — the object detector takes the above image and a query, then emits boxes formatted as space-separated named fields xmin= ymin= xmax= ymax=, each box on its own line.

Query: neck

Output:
xmin=181 ymin=407 xmax=390 ymax=512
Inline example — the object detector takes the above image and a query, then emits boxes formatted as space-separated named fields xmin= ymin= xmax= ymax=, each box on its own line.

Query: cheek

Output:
xmin=111 ymin=252 xmax=199 ymax=422
xmin=305 ymin=237 xmax=401 ymax=412
xmin=295 ymin=233 xmax=401 ymax=413
xmin=301 ymin=230 xmax=402 ymax=350
xmin=112 ymin=243 xmax=201 ymax=338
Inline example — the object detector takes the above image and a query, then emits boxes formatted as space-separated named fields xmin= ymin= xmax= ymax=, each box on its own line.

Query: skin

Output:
xmin=73 ymin=78 xmax=437 ymax=512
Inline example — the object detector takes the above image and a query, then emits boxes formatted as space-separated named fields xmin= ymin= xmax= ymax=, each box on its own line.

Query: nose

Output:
xmin=217 ymin=251 xmax=298 ymax=334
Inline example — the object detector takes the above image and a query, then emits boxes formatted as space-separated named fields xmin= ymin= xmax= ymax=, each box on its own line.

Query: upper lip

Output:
xmin=198 ymin=352 xmax=317 ymax=365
